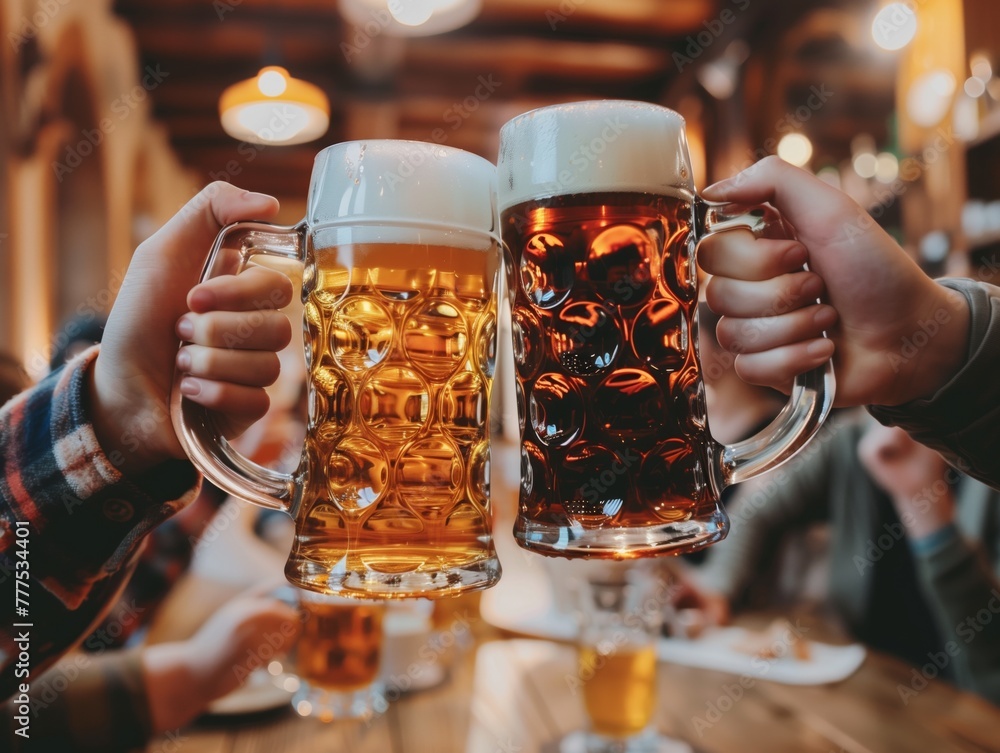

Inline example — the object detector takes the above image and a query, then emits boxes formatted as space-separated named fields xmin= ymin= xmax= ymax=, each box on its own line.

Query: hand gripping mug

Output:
xmin=497 ymin=100 xmax=835 ymax=558
xmin=172 ymin=141 xmax=503 ymax=598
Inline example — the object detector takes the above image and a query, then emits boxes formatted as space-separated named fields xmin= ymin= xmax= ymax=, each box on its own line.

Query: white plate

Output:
xmin=659 ymin=626 xmax=866 ymax=685
xmin=482 ymin=590 xmax=865 ymax=686
xmin=206 ymin=668 xmax=294 ymax=716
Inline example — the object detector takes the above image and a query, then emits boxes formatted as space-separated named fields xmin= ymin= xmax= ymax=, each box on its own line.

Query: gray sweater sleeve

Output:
xmin=697 ymin=418 xmax=847 ymax=600
xmin=912 ymin=530 xmax=1000 ymax=705
xmin=869 ymin=279 xmax=1000 ymax=490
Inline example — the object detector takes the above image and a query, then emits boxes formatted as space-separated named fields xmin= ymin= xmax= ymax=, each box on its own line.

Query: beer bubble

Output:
xmin=474 ymin=310 xmax=497 ymax=378
xmin=326 ymin=436 xmax=388 ymax=510
xmin=397 ymin=435 xmax=463 ymax=516
xmin=403 ymin=298 xmax=469 ymax=380
xmin=512 ymin=307 xmax=544 ymax=379
xmin=593 ymin=369 xmax=667 ymax=442
xmin=586 ymin=224 xmax=657 ymax=307
xmin=520 ymin=232 xmax=575 ymax=309
xmin=520 ymin=441 xmax=550 ymax=508
xmin=630 ymin=298 xmax=688 ymax=373
xmin=529 ymin=372 xmax=584 ymax=447
xmin=441 ymin=371 xmax=487 ymax=441
xmin=359 ymin=366 xmax=430 ymax=442
xmin=560 ymin=444 xmax=629 ymax=523
xmin=467 ymin=440 xmax=491 ymax=507
xmin=329 ymin=297 xmax=392 ymax=371
xmin=550 ymin=300 xmax=620 ymax=376
xmin=636 ymin=438 xmax=706 ymax=520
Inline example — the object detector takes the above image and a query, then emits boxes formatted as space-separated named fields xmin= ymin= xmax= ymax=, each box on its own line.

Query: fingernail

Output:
xmin=176 ymin=317 xmax=194 ymax=339
xmin=242 ymin=190 xmax=274 ymax=202
xmin=180 ymin=377 xmax=201 ymax=396
xmin=702 ymin=179 xmax=733 ymax=198
xmin=176 ymin=349 xmax=192 ymax=371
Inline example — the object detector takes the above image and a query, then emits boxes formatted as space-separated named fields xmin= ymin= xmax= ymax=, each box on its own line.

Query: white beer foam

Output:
xmin=497 ymin=100 xmax=695 ymax=210
xmin=308 ymin=140 xmax=499 ymax=245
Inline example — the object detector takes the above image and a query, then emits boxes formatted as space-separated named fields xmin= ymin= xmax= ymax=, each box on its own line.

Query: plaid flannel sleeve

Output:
xmin=0 ymin=347 xmax=199 ymax=696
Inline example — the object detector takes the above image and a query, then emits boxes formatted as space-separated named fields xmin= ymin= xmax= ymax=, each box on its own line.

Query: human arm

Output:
xmin=0 ymin=183 xmax=293 ymax=694
xmin=857 ymin=424 xmax=1000 ymax=703
xmin=3 ymin=594 xmax=299 ymax=751
xmin=696 ymin=157 xmax=1000 ymax=485
xmin=698 ymin=155 xmax=969 ymax=407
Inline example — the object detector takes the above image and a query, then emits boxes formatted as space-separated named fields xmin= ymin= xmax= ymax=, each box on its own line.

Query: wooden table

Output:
xmin=146 ymin=438 xmax=1000 ymax=753
xmin=146 ymin=611 xmax=1000 ymax=753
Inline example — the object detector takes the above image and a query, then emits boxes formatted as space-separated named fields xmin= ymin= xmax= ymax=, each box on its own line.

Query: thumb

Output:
xmin=136 ymin=181 xmax=280 ymax=267
xmin=702 ymin=155 xmax=855 ymax=236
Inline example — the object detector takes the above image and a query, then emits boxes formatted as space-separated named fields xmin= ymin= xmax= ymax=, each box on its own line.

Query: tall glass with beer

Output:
xmin=497 ymin=101 xmax=834 ymax=558
xmin=172 ymin=141 xmax=502 ymax=598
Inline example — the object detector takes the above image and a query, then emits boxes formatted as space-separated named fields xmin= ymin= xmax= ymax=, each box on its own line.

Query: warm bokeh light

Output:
xmin=776 ymin=133 xmax=814 ymax=166
xmin=971 ymin=54 xmax=993 ymax=82
xmin=965 ymin=76 xmax=987 ymax=98
xmin=875 ymin=152 xmax=899 ymax=182
xmin=219 ymin=66 xmax=330 ymax=145
xmin=872 ymin=3 xmax=918 ymax=51
xmin=389 ymin=0 xmax=436 ymax=26
xmin=853 ymin=152 xmax=879 ymax=179
xmin=257 ymin=69 xmax=288 ymax=97
xmin=339 ymin=0 xmax=480 ymax=36
xmin=906 ymin=69 xmax=957 ymax=127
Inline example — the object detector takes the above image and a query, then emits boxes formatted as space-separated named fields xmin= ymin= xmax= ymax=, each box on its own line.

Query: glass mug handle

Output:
xmin=170 ymin=220 xmax=306 ymax=512
xmin=695 ymin=199 xmax=836 ymax=486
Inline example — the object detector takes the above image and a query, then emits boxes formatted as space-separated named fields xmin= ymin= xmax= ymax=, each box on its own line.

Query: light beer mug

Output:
xmin=173 ymin=141 xmax=502 ymax=598
xmin=498 ymin=101 xmax=834 ymax=557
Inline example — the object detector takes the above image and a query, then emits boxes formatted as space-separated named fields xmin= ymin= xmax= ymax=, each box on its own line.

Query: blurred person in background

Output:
xmin=687 ymin=414 xmax=1000 ymax=705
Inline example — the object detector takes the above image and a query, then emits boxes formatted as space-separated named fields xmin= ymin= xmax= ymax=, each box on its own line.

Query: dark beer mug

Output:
xmin=497 ymin=101 xmax=834 ymax=558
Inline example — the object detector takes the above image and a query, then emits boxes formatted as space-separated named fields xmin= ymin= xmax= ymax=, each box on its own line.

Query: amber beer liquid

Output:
xmin=296 ymin=600 xmax=384 ymax=690
xmin=579 ymin=644 xmax=658 ymax=739
xmin=289 ymin=241 xmax=499 ymax=590
xmin=174 ymin=140 xmax=504 ymax=598
xmin=503 ymin=193 xmax=714 ymax=551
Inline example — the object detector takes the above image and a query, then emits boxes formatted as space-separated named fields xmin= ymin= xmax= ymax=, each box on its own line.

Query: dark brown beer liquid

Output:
xmin=502 ymin=193 xmax=719 ymax=557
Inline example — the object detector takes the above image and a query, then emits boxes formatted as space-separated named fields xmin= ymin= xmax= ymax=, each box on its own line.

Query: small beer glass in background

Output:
xmin=285 ymin=588 xmax=386 ymax=722
xmin=563 ymin=565 xmax=691 ymax=753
